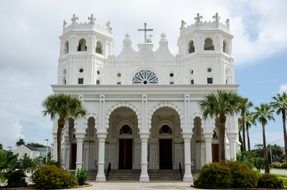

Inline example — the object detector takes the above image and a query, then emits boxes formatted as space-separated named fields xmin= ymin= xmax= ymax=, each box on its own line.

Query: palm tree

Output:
xmin=245 ymin=112 xmax=256 ymax=151
xmin=271 ymin=92 xmax=287 ymax=162
xmin=42 ymin=94 xmax=86 ymax=166
xmin=16 ymin=138 xmax=25 ymax=147
xmin=199 ymin=90 xmax=241 ymax=161
xmin=254 ymin=103 xmax=274 ymax=173
xmin=238 ymin=97 xmax=253 ymax=151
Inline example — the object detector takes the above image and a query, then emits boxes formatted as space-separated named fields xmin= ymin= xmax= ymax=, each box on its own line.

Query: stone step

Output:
xmin=148 ymin=170 xmax=182 ymax=181
xmin=108 ymin=170 xmax=140 ymax=181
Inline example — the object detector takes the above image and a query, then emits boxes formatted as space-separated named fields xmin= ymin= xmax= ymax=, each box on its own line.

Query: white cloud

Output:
xmin=279 ymin=84 xmax=287 ymax=93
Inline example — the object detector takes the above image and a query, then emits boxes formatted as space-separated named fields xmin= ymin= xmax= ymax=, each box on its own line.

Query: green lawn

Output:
xmin=275 ymin=174 xmax=287 ymax=187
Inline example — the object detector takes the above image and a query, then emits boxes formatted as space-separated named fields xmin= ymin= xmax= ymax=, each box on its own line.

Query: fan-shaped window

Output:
xmin=213 ymin=130 xmax=218 ymax=139
xmin=120 ymin=125 xmax=132 ymax=135
xmin=159 ymin=125 xmax=172 ymax=134
xmin=132 ymin=70 xmax=158 ymax=85
xmin=96 ymin=41 xmax=103 ymax=54
xmin=77 ymin=39 xmax=87 ymax=51
xmin=188 ymin=40 xmax=195 ymax=53
xmin=64 ymin=41 xmax=69 ymax=54
xmin=223 ymin=40 xmax=228 ymax=53
xmin=204 ymin=38 xmax=214 ymax=50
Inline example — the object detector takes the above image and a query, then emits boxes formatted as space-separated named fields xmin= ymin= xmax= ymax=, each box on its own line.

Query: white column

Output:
xmin=182 ymin=133 xmax=193 ymax=182
xmin=228 ymin=133 xmax=237 ymax=160
xmin=52 ymin=133 xmax=57 ymax=161
xmin=203 ymin=133 xmax=213 ymax=164
xmin=140 ymin=133 xmax=149 ymax=182
xmin=75 ymin=133 xmax=85 ymax=169
xmin=96 ymin=132 xmax=107 ymax=182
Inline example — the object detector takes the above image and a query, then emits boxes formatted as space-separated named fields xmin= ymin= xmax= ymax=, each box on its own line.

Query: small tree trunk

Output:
xmin=57 ymin=118 xmax=65 ymax=167
xmin=219 ymin=115 xmax=226 ymax=161
xmin=246 ymin=125 xmax=251 ymax=152
xmin=282 ymin=110 xmax=287 ymax=162
xmin=262 ymin=123 xmax=270 ymax=173
xmin=242 ymin=114 xmax=246 ymax=151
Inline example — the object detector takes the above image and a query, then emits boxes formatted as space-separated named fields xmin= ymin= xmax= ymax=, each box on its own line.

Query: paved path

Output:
xmin=79 ymin=182 xmax=195 ymax=190
xmin=270 ymin=168 xmax=287 ymax=175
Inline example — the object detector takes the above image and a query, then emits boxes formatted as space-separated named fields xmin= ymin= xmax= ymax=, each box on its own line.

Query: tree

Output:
xmin=199 ymin=90 xmax=241 ymax=161
xmin=42 ymin=94 xmax=86 ymax=166
xmin=271 ymin=92 xmax=287 ymax=162
xmin=253 ymin=103 xmax=274 ymax=173
xmin=238 ymin=97 xmax=253 ymax=151
xmin=16 ymin=138 xmax=25 ymax=147
xmin=0 ymin=143 xmax=2 ymax=150
xmin=27 ymin=143 xmax=45 ymax=148
xmin=245 ymin=112 xmax=256 ymax=152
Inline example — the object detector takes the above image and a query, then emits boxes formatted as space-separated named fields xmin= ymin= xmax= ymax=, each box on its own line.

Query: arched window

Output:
xmin=204 ymin=38 xmax=214 ymax=50
xmin=223 ymin=40 xmax=228 ymax=53
xmin=77 ymin=39 xmax=87 ymax=51
xmin=96 ymin=41 xmax=103 ymax=54
xmin=132 ymin=70 xmax=158 ymax=85
xmin=159 ymin=125 xmax=172 ymax=134
xmin=120 ymin=125 xmax=132 ymax=135
xmin=188 ymin=40 xmax=195 ymax=53
xmin=64 ymin=41 xmax=69 ymax=54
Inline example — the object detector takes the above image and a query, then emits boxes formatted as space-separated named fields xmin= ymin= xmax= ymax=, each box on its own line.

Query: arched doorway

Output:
xmin=106 ymin=107 xmax=140 ymax=169
xmin=149 ymin=107 xmax=183 ymax=170
xmin=191 ymin=117 xmax=203 ymax=170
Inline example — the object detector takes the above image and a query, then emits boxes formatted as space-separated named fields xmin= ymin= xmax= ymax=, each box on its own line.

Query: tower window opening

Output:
xmin=207 ymin=77 xmax=213 ymax=84
xmin=207 ymin=68 xmax=212 ymax=73
xmin=96 ymin=41 xmax=103 ymax=54
xmin=191 ymin=79 xmax=194 ymax=84
xmin=188 ymin=40 xmax=195 ymax=53
xmin=77 ymin=39 xmax=87 ymax=51
xmin=97 ymin=70 xmax=100 ymax=75
xmin=169 ymin=73 xmax=174 ymax=77
xmin=191 ymin=70 xmax=194 ymax=75
xmin=223 ymin=40 xmax=228 ymax=53
xmin=96 ymin=80 xmax=100 ymax=85
xmin=204 ymin=38 xmax=214 ymax=50
xmin=79 ymin=68 xmax=84 ymax=73
xmin=64 ymin=41 xmax=69 ymax=54
xmin=78 ymin=78 xmax=84 ymax=84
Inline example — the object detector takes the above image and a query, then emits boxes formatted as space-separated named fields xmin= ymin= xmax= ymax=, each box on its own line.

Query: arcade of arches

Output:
xmin=58 ymin=105 xmax=237 ymax=182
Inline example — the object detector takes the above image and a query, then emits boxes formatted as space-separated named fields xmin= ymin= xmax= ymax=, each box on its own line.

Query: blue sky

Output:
xmin=0 ymin=0 xmax=286 ymax=150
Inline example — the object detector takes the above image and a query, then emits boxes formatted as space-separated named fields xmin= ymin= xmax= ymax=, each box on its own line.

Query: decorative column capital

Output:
xmin=227 ymin=132 xmax=237 ymax=140
xmin=182 ymin=132 xmax=193 ymax=139
xmin=97 ymin=132 xmax=107 ymax=140
xmin=203 ymin=133 xmax=213 ymax=141
xmin=75 ymin=133 xmax=85 ymax=141
xmin=140 ymin=133 xmax=149 ymax=140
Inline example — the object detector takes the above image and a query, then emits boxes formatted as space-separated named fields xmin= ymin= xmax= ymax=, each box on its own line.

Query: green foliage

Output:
xmin=75 ymin=168 xmax=88 ymax=185
xmin=16 ymin=138 xmax=26 ymax=147
xmin=194 ymin=161 xmax=260 ymax=189
xmin=0 ymin=143 xmax=2 ymax=150
xmin=32 ymin=165 xmax=77 ymax=189
xmin=237 ymin=151 xmax=264 ymax=171
xmin=0 ymin=151 xmax=39 ymax=187
xmin=257 ymin=173 xmax=284 ymax=189
xmin=27 ymin=142 xmax=46 ymax=148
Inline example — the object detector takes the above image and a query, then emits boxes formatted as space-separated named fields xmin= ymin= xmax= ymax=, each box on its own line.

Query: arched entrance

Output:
xmin=149 ymin=107 xmax=183 ymax=170
xmin=106 ymin=106 xmax=140 ymax=169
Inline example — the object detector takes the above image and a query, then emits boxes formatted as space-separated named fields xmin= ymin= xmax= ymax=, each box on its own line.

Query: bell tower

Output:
xmin=58 ymin=14 xmax=114 ymax=85
xmin=177 ymin=13 xmax=234 ymax=85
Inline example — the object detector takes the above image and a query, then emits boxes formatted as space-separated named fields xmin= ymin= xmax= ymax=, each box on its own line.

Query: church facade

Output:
xmin=51 ymin=13 xmax=239 ymax=182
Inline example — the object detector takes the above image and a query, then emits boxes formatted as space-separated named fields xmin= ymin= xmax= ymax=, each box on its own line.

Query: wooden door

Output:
xmin=159 ymin=139 xmax=172 ymax=169
xmin=119 ymin=139 xmax=133 ymax=169
xmin=212 ymin=144 xmax=219 ymax=162
xmin=71 ymin=143 xmax=77 ymax=169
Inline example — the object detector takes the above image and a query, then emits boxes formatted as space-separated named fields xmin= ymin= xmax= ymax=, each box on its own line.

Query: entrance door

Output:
xmin=159 ymin=139 xmax=172 ymax=169
xmin=71 ymin=143 xmax=77 ymax=169
xmin=119 ymin=139 xmax=133 ymax=169
xmin=212 ymin=144 xmax=219 ymax=162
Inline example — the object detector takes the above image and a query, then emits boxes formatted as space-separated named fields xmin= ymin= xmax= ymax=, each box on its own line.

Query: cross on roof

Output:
xmin=213 ymin=13 xmax=220 ymax=24
xmin=71 ymin=14 xmax=78 ymax=24
xmin=88 ymin=14 xmax=96 ymax=24
xmin=138 ymin=23 xmax=153 ymax=43
xmin=194 ymin=13 xmax=203 ymax=23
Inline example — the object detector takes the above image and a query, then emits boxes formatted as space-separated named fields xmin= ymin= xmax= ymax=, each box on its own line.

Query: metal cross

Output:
xmin=71 ymin=14 xmax=78 ymax=24
xmin=194 ymin=13 xmax=203 ymax=23
xmin=213 ymin=13 xmax=220 ymax=23
xmin=138 ymin=23 xmax=153 ymax=43
xmin=88 ymin=14 xmax=96 ymax=24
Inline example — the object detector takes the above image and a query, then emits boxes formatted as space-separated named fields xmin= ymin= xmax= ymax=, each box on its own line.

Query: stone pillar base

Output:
xmin=139 ymin=173 xmax=150 ymax=182
xmin=183 ymin=173 xmax=193 ymax=182
xmin=96 ymin=173 xmax=106 ymax=182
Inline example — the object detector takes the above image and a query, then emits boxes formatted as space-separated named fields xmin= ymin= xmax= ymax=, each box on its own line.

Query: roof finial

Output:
xmin=106 ymin=21 xmax=112 ymax=32
xmin=71 ymin=14 xmax=78 ymax=24
xmin=194 ymin=13 xmax=203 ymax=24
xmin=212 ymin=13 xmax=220 ymax=25
xmin=88 ymin=14 xmax=96 ymax=24
xmin=180 ymin=20 xmax=186 ymax=30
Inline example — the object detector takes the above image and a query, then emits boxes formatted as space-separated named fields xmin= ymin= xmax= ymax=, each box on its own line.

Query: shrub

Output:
xmin=272 ymin=162 xmax=283 ymax=168
xmin=257 ymin=173 xmax=284 ymax=189
xmin=194 ymin=162 xmax=232 ymax=188
xmin=194 ymin=161 xmax=260 ymax=189
xmin=32 ymin=165 xmax=77 ymax=189
xmin=226 ymin=161 xmax=259 ymax=188
xmin=75 ymin=168 xmax=88 ymax=185
xmin=4 ymin=169 xmax=27 ymax=188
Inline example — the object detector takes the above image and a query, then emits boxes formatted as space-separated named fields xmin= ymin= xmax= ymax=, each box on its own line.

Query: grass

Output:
xmin=274 ymin=174 xmax=287 ymax=188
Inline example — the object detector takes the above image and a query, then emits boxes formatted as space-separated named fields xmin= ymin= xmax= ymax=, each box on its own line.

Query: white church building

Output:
xmin=51 ymin=13 xmax=239 ymax=182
